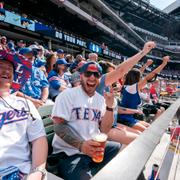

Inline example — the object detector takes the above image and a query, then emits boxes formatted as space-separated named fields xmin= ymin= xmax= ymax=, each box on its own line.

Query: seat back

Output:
xmin=38 ymin=105 xmax=54 ymax=155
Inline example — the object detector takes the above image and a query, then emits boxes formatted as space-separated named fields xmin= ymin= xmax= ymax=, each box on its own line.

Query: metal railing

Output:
xmin=92 ymin=98 xmax=180 ymax=180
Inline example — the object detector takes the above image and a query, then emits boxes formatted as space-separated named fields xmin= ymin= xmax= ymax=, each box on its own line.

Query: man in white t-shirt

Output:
xmin=0 ymin=50 xmax=48 ymax=180
xmin=52 ymin=61 xmax=121 ymax=180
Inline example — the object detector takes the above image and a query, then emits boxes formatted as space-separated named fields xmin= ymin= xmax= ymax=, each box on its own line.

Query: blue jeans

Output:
xmin=56 ymin=141 xmax=121 ymax=180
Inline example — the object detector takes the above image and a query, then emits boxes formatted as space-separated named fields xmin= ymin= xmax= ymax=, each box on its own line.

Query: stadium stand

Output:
xmin=0 ymin=0 xmax=180 ymax=179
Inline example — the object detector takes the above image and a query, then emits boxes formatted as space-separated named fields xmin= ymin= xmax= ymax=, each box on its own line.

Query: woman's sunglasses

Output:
xmin=84 ymin=71 xmax=101 ymax=78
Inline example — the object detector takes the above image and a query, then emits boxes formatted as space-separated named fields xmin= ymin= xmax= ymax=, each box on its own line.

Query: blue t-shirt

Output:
xmin=48 ymin=70 xmax=71 ymax=99
xmin=33 ymin=58 xmax=46 ymax=68
xmin=21 ymin=66 xmax=49 ymax=99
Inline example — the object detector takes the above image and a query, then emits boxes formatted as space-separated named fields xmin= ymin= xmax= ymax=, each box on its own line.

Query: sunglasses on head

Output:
xmin=84 ymin=71 xmax=101 ymax=78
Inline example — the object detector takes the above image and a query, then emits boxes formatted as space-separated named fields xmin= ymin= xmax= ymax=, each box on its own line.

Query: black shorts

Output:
xmin=142 ymin=104 xmax=159 ymax=115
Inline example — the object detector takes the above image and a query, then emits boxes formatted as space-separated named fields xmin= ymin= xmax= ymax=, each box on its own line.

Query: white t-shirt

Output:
xmin=52 ymin=86 xmax=106 ymax=156
xmin=0 ymin=95 xmax=46 ymax=174
xmin=125 ymin=83 xmax=137 ymax=94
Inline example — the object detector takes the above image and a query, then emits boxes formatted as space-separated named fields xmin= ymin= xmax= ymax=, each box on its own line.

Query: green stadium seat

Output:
xmin=38 ymin=105 xmax=63 ymax=177
xmin=38 ymin=105 xmax=54 ymax=155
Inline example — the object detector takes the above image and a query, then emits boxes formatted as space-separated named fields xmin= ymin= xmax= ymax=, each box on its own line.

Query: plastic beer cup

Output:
xmin=92 ymin=133 xmax=107 ymax=163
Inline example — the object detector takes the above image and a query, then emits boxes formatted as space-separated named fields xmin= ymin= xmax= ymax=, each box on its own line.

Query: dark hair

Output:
xmin=53 ymin=63 xmax=67 ymax=74
xmin=98 ymin=61 xmax=108 ymax=74
xmin=124 ymin=68 xmax=141 ymax=85
xmin=46 ymin=53 xmax=56 ymax=73
xmin=106 ymin=62 xmax=116 ymax=70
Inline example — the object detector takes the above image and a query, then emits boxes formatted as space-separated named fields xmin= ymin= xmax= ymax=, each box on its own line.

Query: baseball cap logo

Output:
xmin=87 ymin=64 xmax=98 ymax=72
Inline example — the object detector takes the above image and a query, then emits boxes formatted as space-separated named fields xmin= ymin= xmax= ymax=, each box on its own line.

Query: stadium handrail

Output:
xmin=92 ymin=98 xmax=180 ymax=180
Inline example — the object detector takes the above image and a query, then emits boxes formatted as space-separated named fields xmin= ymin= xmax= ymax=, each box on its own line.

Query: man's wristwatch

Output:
xmin=106 ymin=106 xmax=113 ymax=111
xmin=30 ymin=167 xmax=47 ymax=180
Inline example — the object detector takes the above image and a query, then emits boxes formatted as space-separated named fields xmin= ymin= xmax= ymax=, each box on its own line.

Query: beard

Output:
xmin=81 ymin=79 xmax=99 ymax=97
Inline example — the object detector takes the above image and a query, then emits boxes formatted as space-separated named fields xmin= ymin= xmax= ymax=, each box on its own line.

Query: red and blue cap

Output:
xmin=80 ymin=61 xmax=102 ymax=74
xmin=0 ymin=50 xmax=32 ymax=92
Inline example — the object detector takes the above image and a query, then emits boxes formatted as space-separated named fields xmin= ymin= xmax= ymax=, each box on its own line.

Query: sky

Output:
xmin=149 ymin=0 xmax=176 ymax=10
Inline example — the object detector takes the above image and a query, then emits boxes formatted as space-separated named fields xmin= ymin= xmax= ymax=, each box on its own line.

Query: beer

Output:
xmin=92 ymin=133 xmax=107 ymax=163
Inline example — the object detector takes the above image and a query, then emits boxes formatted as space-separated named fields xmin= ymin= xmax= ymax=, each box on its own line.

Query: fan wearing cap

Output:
xmin=0 ymin=50 xmax=48 ymax=179
xmin=51 ymin=61 xmax=121 ymax=180
xmin=28 ymin=44 xmax=46 ymax=68
xmin=0 ymin=36 xmax=7 ymax=50
xmin=17 ymin=47 xmax=49 ymax=109
xmin=48 ymin=58 xmax=71 ymax=101
xmin=56 ymin=49 xmax=65 ymax=59
xmin=16 ymin=40 xmax=26 ymax=51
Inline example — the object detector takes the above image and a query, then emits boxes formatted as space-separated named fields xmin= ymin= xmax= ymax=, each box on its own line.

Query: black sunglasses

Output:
xmin=84 ymin=71 xmax=101 ymax=78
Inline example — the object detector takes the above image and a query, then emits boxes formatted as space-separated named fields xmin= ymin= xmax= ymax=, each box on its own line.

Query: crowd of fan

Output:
xmin=161 ymin=69 xmax=180 ymax=76
xmin=0 ymin=35 xmax=180 ymax=180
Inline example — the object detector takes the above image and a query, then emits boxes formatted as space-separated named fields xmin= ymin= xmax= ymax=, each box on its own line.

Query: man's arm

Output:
xmin=105 ymin=41 xmax=156 ymax=86
xmin=27 ymin=136 xmax=48 ymax=180
xmin=100 ymin=91 xmax=114 ymax=133
xmin=118 ymin=107 xmax=143 ymax=115
xmin=54 ymin=118 xmax=84 ymax=150
xmin=31 ymin=136 xmax=48 ymax=169
xmin=139 ymin=59 xmax=153 ymax=74
xmin=53 ymin=117 xmax=101 ymax=158
xmin=16 ymin=91 xmax=44 ymax=108
xmin=40 ymin=87 xmax=49 ymax=103
xmin=138 ymin=56 xmax=169 ymax=90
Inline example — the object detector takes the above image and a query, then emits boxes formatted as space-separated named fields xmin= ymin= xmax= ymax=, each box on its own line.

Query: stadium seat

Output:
xmin=38 ymin=105 xmax=61 ymax=176
xmin=38 ymin=105 xmax=54 ymax=155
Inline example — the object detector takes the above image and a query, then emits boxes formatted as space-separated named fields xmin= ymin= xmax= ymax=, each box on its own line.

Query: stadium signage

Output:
xmin=55 ymin=31 xmax=63 ymax=40
xmin=87 ymin=42 xmax=102 ymax=54
xmin=0 ymin=9 xmax=35 ymax=31
xmin=103 ymin=50 xmax=121 ymax=60
xmin=55 ymin=31 xmax=86 ymax=47
xmin=1 ymin=8 xmax=123 ymax=60
xmin=76 ymin=38 xmax=86 ymax=47
xmin=64 ymin=34 xmax=76 ymax=44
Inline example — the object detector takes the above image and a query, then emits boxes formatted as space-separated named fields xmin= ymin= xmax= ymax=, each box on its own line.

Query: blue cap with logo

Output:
xmin=56 ymin=58 xmax=69 ymax=66
xmin=57 ymin=49 xmax=64 ymax=54
xmin=19 ymin=47 xmax=33 ymax=55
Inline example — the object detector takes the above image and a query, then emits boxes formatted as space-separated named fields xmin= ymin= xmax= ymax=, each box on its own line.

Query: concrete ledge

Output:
xmin=47 ymin=172 xmax=63 ymax=180
xmin=92 ymin=98 xmax=180 ymax=180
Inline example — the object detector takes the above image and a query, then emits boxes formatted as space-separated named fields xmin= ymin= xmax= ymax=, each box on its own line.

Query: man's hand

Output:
xmin=142 ymin=41 xmax=156 ymax=55
xmin=146 ymin=59 xmax=153 ymax=66
xmin=104 ymin=91 xmax=114 ymax=108
xmin=135 ymin=109 xmax=144 ymax=114
xmin=162 ymin=56 xmax=170 ymax=65
xmin=81 ymin=140 xmax=104 ymax=158
xmin=32 ymin=99 xmax=44 ymax=108
xmin=15 ymin=91 xmax=24 ymax=97
xmin=27 ymin=171 xmax=43 ymax=180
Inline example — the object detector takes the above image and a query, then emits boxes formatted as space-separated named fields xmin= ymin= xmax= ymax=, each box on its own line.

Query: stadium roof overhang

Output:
xmin=49 ymin=0 xmax=145 ymax=52
xmin=103 ymin=0 xmax=176 ymax=27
